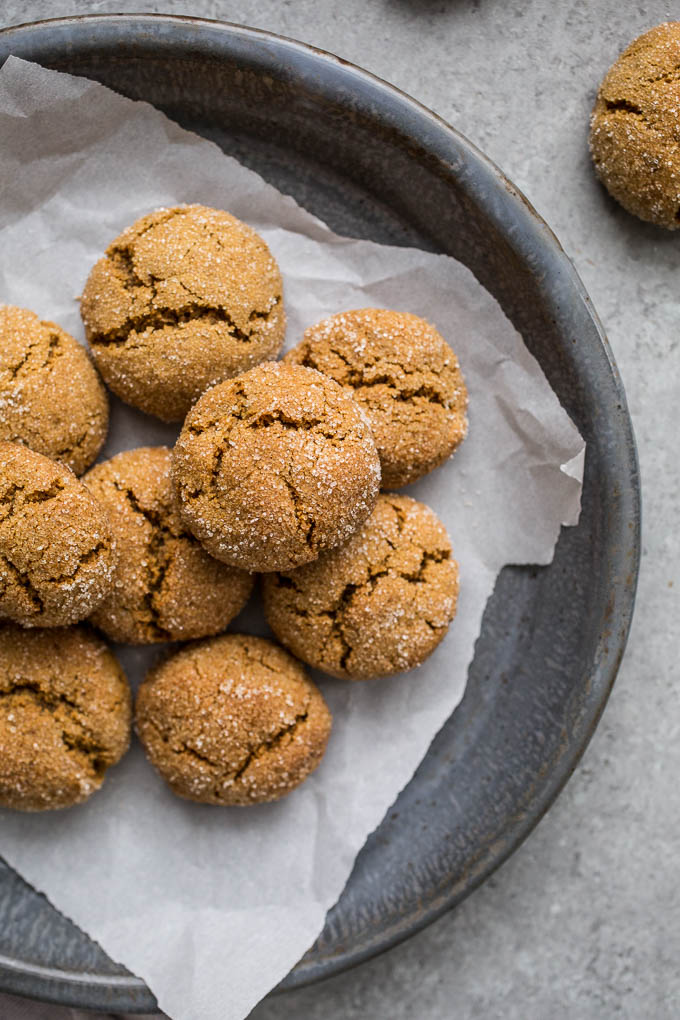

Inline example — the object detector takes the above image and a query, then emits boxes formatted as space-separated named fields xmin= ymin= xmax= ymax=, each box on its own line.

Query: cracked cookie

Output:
xmin=136 ymin=633 xmax=332 ymax=805
xmin=84 ymin=446 xmax=253 ymax=644
xmin=590 ymin=22 xmax=680 ymax=228
xmin=0 ymin=305 xmax=108 ymax=475
xmin=80 ymin=204 xmax=286 ymax=421
xmin=0 ymin=442 xmax=114 ymax=628
xmin=173 ymin=361 xmax=381 ymax=573
xmin=0 ymin=623 xmax=131 ymax=811
xmin=263 ymin=493 xmax=459 ymax=680
xmin=285 ymin=309 xmax=468 ymax=488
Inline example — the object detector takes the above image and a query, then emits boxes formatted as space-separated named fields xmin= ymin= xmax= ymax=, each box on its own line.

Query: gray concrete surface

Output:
xmin=0 ymin=1 xmax=677 ymax=1018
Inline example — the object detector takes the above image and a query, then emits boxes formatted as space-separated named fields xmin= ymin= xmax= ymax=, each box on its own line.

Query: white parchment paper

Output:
xmin=0 ymin=58 xmax=584 ymax=1020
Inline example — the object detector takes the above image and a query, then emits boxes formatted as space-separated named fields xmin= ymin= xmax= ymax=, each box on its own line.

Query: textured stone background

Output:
xmin=0 ymin=2 xmax=677 ymax=1018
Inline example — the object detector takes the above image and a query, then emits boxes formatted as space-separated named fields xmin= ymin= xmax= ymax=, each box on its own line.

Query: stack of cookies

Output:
xmin=0 ymin=204 xmax=467 ymax=813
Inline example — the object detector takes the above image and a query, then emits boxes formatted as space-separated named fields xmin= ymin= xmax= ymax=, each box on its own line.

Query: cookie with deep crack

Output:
xmin=136 ymin=633 xmax=332 ymax=805
xmin=263 ymin=493 xmax=459 ymax=680
xmin=84 ymin=446 xmax=253 ymax=644
xmin=0 ymin=442 xmax=114 ymax=628
xmin=80 ymin=204 xmax=285 ymax=421
xmin=0 ymin=623 xmax=131 ymax=811
xmin=0 ymin=305 xmax=108 ymax=475
xmin=173 ymin=362 xmax=381 ymax=573
xmin=590 ymin=22 xmax=680 ymax=228
xmin=285 ymin=309 xmax=468 ymax=488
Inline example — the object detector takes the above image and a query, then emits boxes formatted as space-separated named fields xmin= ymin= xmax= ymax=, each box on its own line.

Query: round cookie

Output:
xmin=80 ymin=204 xmax=285 ymax=421
xmin=84 ymin=446 xmax=253 ymax=644
xmin=173 ymin=362 xmax=381 ymax=573
xmin=136 ymin=634 xmax=332 ymax=805
xmin=263 ymin=493 xmax=459 ymax=680
xmin=0 ymin=442 xmax=114 ymax=628
xmin=590 ymin=22 xmax=680 ymax=228
xmin=0 ymin=305 xmax=108 ymax=475
xmin=286 ymin=309 xmax=468 ymax=488
xmin=0 ymin=624 xmax=131 ymax=811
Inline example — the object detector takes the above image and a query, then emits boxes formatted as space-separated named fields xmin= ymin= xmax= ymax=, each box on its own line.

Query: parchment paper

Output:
xmin=0 ymin=57 xmax=584 ymax=1020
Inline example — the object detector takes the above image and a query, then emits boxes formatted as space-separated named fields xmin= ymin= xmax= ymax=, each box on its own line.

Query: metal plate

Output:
xmin=0 ymin=15 xmax=640 ymax=1013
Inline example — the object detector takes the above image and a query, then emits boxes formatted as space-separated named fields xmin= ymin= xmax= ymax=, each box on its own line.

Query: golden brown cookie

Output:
xmin=590 ymin=22 xmax=680 ymax=228
xmin=80 ymin=204 xmax=285 ymax=421
xmin=0 ymin=305 xmax=108 ymax=475
xmin=136 ymin=634 xmax=332 ymax=805
xmin=84 ymin=446 xmax=253 ymax=644
xmin=263 ymin=493 xmax=459 ymax=680
xmin=173 ymin=362 xmax=381 ymax=573
xmin=285 ymin=309 xmax=468 ymax=488
xmin=0 ymin=442 xmax=114 ymax=628
xmin=0 ymin=624 xmax=131 ymax=811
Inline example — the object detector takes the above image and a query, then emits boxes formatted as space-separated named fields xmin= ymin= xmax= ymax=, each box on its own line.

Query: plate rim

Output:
xmin=0 ymin=12 xmax=641 ymax=1013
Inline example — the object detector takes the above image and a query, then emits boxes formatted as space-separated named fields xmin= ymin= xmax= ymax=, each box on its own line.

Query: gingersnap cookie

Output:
xmin=0 ymin=305 xmax=108 ymax=475
xmin=80 ymin=204 xmax=285 ymax=421
xmin=285 ymin=309 xmax=468 ymax=488
xmin=84 ymin=446 xmax=253 ymax=644
xmin=173 ymin=362 xmax=381 ymax=573
xmin=263 ymin=493 xmax=459 ymax=681
xmin=136 ymin=634 xmax=332 ymax=805
xmin=0 ymin=442 xmax=114 ymax=628
xmin=0 ymin=624 xmax=131 ymax=811
xmin=590 ymin=22 xmax=680 ymax=228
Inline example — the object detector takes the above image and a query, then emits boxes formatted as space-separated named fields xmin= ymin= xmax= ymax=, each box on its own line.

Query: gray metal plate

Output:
xmin=0 ymin=15 xmax=640 ymax=1013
